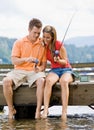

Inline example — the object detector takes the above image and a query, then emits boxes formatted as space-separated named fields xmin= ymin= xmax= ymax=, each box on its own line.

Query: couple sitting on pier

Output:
xmin=3 ymin=18 xmax=75 ymax=122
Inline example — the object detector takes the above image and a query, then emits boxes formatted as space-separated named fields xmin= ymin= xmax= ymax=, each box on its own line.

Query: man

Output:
xmin=3 ymin=18 xmax=47 ymax=119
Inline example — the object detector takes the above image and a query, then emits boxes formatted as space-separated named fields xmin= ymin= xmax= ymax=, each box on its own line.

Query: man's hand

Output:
xmin=34 ymin=66 xmax=41 ymax=73
xmin=25 ymin=57 xmax=36 ymax=63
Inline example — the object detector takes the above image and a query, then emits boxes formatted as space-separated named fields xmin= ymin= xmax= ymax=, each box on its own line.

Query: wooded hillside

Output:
xmin=0 ymin=36 xmax=94 ymax=64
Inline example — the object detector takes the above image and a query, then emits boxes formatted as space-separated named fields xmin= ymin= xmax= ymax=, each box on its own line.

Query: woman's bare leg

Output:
xmin=41 ymin=73 xmax=59 ymax=118
xmin=59 ymin=73 xmax=73 ymax=122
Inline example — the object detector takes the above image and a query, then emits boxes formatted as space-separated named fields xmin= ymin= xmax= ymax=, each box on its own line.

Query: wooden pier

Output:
xmin=0 ymin=63 xmax=94 ymax=118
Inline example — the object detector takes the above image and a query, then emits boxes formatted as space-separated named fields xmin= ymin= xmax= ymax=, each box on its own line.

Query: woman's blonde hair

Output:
xmin=43 ymin=25 xmax=57 ymax=57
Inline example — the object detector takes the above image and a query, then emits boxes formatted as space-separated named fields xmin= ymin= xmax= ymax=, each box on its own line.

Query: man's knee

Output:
xmin=3 ymin=77 xmax=12 ymax=87
xmin=36 ymin=77 xmax=45 ymax=85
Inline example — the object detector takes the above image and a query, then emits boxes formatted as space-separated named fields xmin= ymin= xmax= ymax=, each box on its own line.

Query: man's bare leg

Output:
xmin=41 ymin=82 xmax=52 ymax=119
xmin=35 ymin=77 xmax=45 ymax=119
xmin=3 ymin=77 xmax=16 ymax=119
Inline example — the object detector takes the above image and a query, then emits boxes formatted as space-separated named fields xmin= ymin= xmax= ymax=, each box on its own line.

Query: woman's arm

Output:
xmin=54 ymin=45 xmax=68 ymax=65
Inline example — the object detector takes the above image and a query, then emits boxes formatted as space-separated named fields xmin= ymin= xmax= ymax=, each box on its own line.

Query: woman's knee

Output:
xmin=59 ymin=78 xmax=69 ymax=87
xmin=45 ymin=77 xmax=54 ymax=87
xmin=60 ymin=74 xmax=73 ymax=85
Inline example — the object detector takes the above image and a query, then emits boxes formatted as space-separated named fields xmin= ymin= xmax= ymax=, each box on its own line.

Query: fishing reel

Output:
xmin=54 ymin=50 xmax=59 ymax=62
xmin=54 ymin=50 xmax=59 ymax=56
xmin=33 ymin=59 xmax=39 ymax=68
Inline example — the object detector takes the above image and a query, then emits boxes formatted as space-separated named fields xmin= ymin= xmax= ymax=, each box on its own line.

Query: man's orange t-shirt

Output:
xmin=11 ymin=36 xmax=47 ymax=71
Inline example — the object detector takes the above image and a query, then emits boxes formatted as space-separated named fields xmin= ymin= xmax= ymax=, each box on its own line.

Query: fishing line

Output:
xmin=62 ymin=11 xmax=77 ymax=44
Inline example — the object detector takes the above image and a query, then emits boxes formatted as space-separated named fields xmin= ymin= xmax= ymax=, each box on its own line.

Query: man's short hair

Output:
xmin=29 ymin=18 xmax=42 ymax=30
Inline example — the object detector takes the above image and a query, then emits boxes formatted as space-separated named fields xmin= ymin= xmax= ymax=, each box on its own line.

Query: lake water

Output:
xmin=0 ymin=106 xmax=94 ymax=130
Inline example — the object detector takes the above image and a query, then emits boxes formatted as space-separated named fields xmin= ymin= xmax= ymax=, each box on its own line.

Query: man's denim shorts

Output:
xmin=49 ymin=68 xmax=76 ymax=78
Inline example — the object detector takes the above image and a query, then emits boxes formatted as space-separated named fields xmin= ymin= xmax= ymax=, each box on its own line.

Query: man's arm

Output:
xmin=11 ymin=56 xmax=37 ymax=65
xmin=11 ymin=56 xmax=26 ymax=65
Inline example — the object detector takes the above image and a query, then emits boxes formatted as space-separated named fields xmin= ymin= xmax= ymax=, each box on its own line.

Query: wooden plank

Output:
xmin=0 ymin=64 xmax=14 ymax=69
xmin=71 ymin=62 xmax=94 ymax=68
xmin=0 ymin=62 xmax=94 ymax=69
xmin=69 ymin=81 xmax=94 ymax=105
xmin=0 ymin=82 xmax=6 ymax=105
xmin=0 ymin=82 xmax=37 ymax=106
xmin=0 ymin=81 xmax=94 ymax=106
xmin=14 ymin=84 xmax=37 ymax=105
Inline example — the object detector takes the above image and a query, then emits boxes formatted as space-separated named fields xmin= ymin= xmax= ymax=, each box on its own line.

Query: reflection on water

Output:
xmin=0 ymin=106 xmax=94 ymax=130
xmin=0 ymin=114 xmax=94 ymax=130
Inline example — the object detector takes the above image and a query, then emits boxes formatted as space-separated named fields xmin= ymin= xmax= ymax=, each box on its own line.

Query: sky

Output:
xmin=0 ymin=0 xmax=94 ymax=41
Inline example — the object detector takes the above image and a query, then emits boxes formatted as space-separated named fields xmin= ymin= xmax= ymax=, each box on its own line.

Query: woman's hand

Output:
xmin=54 ymin=56 xmax=67 ymax=65
xmin=54 ymin=56 xmax=60 ymax=62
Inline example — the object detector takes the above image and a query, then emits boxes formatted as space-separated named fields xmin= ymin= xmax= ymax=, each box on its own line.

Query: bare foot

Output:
xmin=41 ymin=111 xmax=49 ymax=119
xmin=35 ymin=111 xmax=41 ymax=119
xmin=41 ymin=114 xmax=47 ymax=119
xmin=8 ymin=107 xmax=16 ymax=119
xmin=61 ymin=113 xmax=67 ymax=122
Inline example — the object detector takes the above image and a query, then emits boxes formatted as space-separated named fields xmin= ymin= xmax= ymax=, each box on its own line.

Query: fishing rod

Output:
xmin=54 ymin=12 xmax=76 ymax=59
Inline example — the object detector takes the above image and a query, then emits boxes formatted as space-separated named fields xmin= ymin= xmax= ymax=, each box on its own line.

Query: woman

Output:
xmin=41 ymin=25 xmax=75 ymax=121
